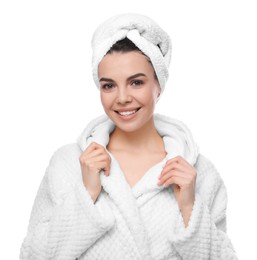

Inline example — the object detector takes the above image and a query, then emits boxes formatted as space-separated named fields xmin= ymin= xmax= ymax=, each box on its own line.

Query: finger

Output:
xmin=163 ymin=176 xmax=186 ymax=188
xmin=159 ymin=166 xmax=197 ymax=186
xmin=104 ymin=167 xmax=111 ymax=176
xmin=90 ymin=161 xmax=110 ymax=173
xmin=158 ymin=170 xmax=188 ymax=186
xmin=160 ymin=162 xmax=191 ymax=181
xmin=87 ymin=148 xmax=107 ymax=159
xmin=163 ymin=156 xmax=189 ymax=168
xmin=82 ymin=153 xmax=110 ymax=172
xmin=100 ymin=166 xmax=111 ymax=177
xmin=97 ymin=166 xmax=110 ymax=176
xmin=159 ymin=161 xmax=187 ymax=179
xmin=84 ymin=142 xmax=105 ymax=154
xmin=87 ymin=155 xmax=111 ymax=167
xmin=160 ymin=169 xmax=189 ymax=182
xmin=160 ymin=156 xmax=195 ymax=179
xmin=163 ymin=155 xmax=182 ymax=164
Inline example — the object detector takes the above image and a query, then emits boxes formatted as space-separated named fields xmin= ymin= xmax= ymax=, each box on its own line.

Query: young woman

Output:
xmin=20 ymin=13 xmax=238 ymax=260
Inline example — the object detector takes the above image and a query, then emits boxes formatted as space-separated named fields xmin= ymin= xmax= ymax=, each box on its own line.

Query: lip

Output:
xmin=114 ymin=107 xmax=141 ymax=121
xmin=114 ymin=107 xmax=141 ymax=113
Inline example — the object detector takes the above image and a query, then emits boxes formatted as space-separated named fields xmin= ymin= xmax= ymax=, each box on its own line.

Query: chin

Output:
xmin=115 ymin=117 xmax=153 ymax=134
xmin=118 ymin=124 xmax=143 ymax=133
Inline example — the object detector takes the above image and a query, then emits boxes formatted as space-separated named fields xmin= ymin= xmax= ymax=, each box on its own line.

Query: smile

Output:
xmin=114 ymin=108 xmax=141 ymax=117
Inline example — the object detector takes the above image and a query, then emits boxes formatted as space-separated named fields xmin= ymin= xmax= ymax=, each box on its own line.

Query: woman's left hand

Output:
xmin=157 ymin=156 xmax=197 ymax=226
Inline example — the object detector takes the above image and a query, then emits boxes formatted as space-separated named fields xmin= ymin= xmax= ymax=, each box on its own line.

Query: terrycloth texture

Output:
xmin=91 ymin=13 xmax=172 ymax=96
xmin=20 ymin=114 xmax=238 ymax=260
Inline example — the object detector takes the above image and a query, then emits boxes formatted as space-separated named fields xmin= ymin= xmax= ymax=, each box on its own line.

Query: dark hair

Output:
xmin=107 ymin=37 xmax=140 ymax=54
xmin=106 ymin=38 xmax=158 ymax=80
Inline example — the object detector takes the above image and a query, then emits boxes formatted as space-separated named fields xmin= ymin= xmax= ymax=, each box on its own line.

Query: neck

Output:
xmin=108 ymin=116 xmax=164 ymax=153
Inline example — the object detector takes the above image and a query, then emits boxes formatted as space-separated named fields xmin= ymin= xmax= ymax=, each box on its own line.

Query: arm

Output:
xmin=20 ymin=146 xmax=115 ymax=260
xmin=168 ymin=155 xmax=238 ymax=259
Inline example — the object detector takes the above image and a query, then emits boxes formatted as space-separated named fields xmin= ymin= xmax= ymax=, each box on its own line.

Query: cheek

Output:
xmin=144 ymin=85 xmax=160 ymax=102
xmin=100 ymin=92 xmax=114 ymax=110
xmin=100 ymin=93 xmax=108 ymax=108
xmin=136 ymin=91 xmax=157 ymax=106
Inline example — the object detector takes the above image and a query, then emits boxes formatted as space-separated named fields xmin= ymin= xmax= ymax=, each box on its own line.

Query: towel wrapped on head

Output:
xmin=91 ymin=13 xmax=172 ymax=97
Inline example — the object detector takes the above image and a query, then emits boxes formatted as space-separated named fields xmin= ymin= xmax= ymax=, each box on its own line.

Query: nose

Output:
xmin=116 ymin=86 xmax=132 ymax=104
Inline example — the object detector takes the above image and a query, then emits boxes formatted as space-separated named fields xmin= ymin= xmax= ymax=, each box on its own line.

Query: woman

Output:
xmin=20 ymin=13 xmax=238 ymax=260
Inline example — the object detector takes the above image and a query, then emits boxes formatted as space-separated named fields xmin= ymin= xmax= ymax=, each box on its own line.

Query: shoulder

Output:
xmin=48 ymin=142 xmax=82 ymax=179
xmin=45 ymin=143 xmax=82 ymax=203
xmin=49 ymin=143 xmax=82 ymax=166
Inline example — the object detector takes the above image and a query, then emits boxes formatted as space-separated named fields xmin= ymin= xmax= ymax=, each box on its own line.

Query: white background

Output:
xmin=0 ymin=0 xmax=256 ymax=259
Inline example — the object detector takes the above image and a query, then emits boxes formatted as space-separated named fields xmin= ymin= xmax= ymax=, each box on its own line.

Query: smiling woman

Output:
xmin=19 ymin=13 xmax=238 ymax=260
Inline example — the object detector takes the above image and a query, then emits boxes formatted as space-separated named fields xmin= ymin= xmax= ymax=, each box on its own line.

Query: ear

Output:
xmin=156 ymin=84 xmax=161 ymax=97
xmin=154 ymin=84 xmax=161 ymax=103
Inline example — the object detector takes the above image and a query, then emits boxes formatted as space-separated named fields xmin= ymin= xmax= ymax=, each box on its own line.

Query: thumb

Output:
xmin=104 ymin=166 xmax=110 ymax=177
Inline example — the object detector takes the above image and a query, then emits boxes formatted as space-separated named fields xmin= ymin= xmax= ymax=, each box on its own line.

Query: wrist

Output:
xmin=179 ymin=202 xmax=194 ymax=228
xmin=180 ymin=202 xmax=194 ymax=212
xmin=83 ymin=184 xmax=101 ymax=203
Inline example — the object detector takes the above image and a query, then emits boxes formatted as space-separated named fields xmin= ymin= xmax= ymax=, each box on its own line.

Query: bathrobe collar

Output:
xmin=77 ymin=113 xmax=199 ymax=199
xmin=77 ymin=113 xmax=198 ymax=159
xmin=77 ymin=113 xmax=199 ymax=259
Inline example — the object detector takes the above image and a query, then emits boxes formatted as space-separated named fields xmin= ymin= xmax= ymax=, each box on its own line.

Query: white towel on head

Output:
xmin=91 ymin=13 xmax=172 ymax=96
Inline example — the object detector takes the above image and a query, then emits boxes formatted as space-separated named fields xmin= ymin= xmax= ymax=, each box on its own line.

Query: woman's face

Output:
xmin=98 ymin=51 xmax=160 ymax=133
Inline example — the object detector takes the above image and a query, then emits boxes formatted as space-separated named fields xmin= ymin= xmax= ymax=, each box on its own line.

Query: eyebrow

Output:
xmin=99 ymin=73 xmax=146 ymax=82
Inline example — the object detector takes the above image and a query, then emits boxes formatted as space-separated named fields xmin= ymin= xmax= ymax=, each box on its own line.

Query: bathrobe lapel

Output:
xmin=100 ymin=156 xmax=153 ymax=259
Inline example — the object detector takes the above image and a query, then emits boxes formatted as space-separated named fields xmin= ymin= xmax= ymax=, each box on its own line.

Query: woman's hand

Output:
xmin=157 ymin=156 xmax=197 ymax=226
xmin=79 ymin=142 xmax=111 ymax=203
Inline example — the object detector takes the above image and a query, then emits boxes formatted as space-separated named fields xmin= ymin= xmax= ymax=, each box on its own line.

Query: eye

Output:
xmin=101 ymin=84 xmax=115 ymax=92
xmin=131 ymin=80 xmax=143 ymax=86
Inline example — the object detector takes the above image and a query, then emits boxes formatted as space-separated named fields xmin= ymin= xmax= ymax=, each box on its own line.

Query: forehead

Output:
xmin=98 ymin=51 xmax=154 ymax=78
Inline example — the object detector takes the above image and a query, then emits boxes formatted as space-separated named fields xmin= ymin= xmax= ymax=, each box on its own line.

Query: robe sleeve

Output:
xmin=168 ymin=154 xmax=238 ymax=260
xmin=19 ymin=146 xmax=115 ymax=260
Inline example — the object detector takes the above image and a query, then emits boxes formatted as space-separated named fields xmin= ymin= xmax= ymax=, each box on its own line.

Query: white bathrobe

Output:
xmin=19 ymin=114 xmax=237 ymax=260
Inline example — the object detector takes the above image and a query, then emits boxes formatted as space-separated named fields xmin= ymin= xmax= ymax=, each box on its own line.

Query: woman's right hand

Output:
xmin=79 ymin=142 xmax=111 ymax=203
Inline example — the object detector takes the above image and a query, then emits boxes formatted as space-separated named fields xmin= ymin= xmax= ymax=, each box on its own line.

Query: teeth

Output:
xmin=118 ymin=109 xmax=137 ymax=116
